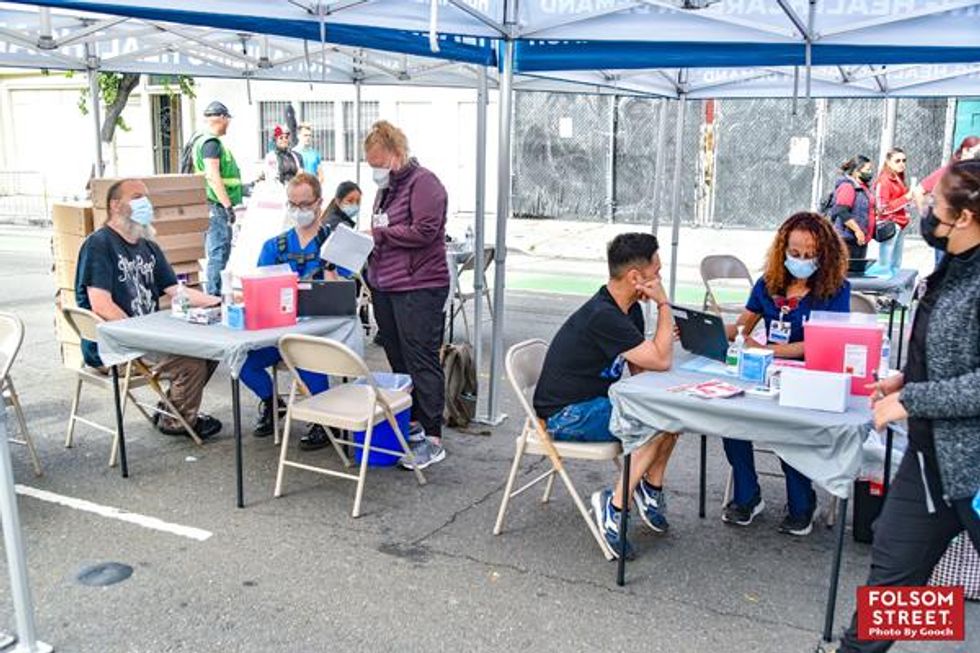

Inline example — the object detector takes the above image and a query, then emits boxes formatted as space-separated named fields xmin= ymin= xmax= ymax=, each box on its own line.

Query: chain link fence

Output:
xmin=511 ymin=92 xmax=951 ymax=231
xmin=512 ymin=92 xmax=613 ymax=221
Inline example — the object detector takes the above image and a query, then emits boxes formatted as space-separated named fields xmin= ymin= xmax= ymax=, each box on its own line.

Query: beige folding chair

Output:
xmin=493 ymin=339 xmax=623 ymax=561
xmin=61 ymin=307 xmax=203 ymax=467
xmin=850 ymin=293 xmax=877 ymax=315
xmin=1 ymin=312 xmax=42 ymax=476
xmin=451 ymin=246 xmax=495 ymax=342
xmin=274 ymin=334 xmax=426 ymax=518
xmin=700 ymin=255 xmax=754 ymax=316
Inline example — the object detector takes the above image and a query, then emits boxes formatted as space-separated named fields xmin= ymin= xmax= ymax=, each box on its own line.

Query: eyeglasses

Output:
xmin=287 ymin=199 xmax=319 ymax=210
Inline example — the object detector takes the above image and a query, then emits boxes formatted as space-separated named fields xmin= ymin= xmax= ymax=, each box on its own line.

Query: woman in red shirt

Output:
xmin=873 ymin=147 xmax=912 ymax=271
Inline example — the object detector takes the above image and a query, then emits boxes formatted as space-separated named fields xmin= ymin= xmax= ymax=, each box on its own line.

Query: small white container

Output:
xmin=779 ymin=368 xmax=849 ymax=413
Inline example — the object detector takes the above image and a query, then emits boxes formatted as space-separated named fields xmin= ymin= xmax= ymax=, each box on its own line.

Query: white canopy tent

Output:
xmin=7 ymin=0 xmax=980 ymax=426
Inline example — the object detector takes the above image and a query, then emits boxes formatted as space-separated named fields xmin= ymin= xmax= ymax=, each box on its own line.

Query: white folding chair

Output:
xmin=451 ymin=246 xmax=495 ymax=342
xmin=274 ymin=334 xmax=426 ymax=518
xmin=61 ymin=307 xmax=203 ymax=467
xmin=493 ymin=339 xmax=623 ymax=561
xmin=700 ymin=255 xmax=754 ymax=316
xmin=1 ymin=312 xmax=42 ymax=476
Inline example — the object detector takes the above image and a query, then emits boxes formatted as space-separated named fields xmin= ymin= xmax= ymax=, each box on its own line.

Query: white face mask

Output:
xmin=288 ymin=205 xmax=317 ymax=228
xmin=340 ymin=203 xmax=359 ymax=219
xmin=372 ymin=167 xmax=390 ymax=189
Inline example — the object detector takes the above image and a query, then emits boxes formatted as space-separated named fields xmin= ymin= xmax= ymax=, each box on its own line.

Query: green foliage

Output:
xmin=66 ymin=71 xmax=195 ymax=137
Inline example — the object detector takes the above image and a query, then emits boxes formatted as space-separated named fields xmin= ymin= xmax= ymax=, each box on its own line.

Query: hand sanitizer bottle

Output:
xmin=726 ymin=325 xmax=745 ymax=375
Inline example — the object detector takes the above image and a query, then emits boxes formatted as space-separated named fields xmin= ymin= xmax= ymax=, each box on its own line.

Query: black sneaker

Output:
xmin=298 ymin=424 xmax=330 ymax=451
xmin=778 ymin=497 xmax=817 ymax=537
xmin=253 ymin=399 xmax=275 ymax=438
xmin=721 ymin=492 xmax=765 ymax=526
xmin=158 ymin=413 xmax=221 ymax=440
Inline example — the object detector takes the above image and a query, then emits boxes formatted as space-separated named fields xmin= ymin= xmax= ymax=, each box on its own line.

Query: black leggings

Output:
xmin=371 ymin=286 xmax=449 ymax=438
xmin=839 ymin=450 xmax=980 ymax=652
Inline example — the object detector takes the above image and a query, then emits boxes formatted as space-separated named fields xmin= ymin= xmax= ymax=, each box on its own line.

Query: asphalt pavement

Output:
xmin=0 ymin=225 xmax=973 ymax=652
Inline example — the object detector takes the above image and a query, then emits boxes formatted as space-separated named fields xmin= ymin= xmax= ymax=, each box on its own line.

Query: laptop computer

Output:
xmin=847 ymin=258 xmax=876 ymax=276
xmin=671 ymin=305 xmax=730 ymax=363
xmin=297 ymin=280 xmax=357 ymax=317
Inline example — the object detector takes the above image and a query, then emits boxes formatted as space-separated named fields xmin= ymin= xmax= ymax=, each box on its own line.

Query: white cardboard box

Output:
xmin=779 ymin=368 xmax=849 ymax=413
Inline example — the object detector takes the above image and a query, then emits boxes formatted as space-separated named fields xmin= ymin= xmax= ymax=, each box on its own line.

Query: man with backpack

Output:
xmin=237 ymin=172 xmax=335 ymax=450
xmin=184 ymin=101 xmax=242 ymax=296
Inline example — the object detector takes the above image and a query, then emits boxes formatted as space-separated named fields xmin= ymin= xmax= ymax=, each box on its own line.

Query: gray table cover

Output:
xmin=849 ymin=268 xmax=918 ymax=307
xmin=97 ymin=311 xmax=365 ymax=378
xmin=608 ymin=364 xmax=873 ymax=498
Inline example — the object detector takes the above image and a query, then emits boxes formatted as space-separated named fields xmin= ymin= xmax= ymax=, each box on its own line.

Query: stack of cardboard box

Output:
xmin=52 ymin=174 xmax=210 ymax=368
xmin=51 ymin=202 xmax=94 ymax=369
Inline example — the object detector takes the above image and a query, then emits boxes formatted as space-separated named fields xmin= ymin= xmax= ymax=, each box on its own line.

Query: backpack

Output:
xmin=441 ymin=342 xmax=477 ymax=428
xmin=179 ymin=132 xmax=204 ymax=174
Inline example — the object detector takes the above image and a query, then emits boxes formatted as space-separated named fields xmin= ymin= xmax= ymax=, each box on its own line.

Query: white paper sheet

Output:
xmin=320 ymin=224 xmax=374 ymax=272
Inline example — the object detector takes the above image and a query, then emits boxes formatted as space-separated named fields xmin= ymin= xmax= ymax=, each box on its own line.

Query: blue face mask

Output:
xmin=129 ymin=196 xmax=154 ymax=226
xmin=340 ymin=203 xmax=359 ymax=219
xmin=785 ymin=254 xmax=818 ymax=280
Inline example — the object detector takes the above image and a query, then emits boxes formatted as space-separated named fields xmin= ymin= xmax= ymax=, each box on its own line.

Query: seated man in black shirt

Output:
xmin=533 ymin=233 xmax=678 ymax=558
xmin=75 ymin=178 xmax=223 ymax=438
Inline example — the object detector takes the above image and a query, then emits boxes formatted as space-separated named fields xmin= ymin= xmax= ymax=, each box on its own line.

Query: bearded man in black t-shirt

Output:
xmin=75 ymin=178 xmax=223 ymax=439
xmin=534 ymin=232 xmax=679 ymax=559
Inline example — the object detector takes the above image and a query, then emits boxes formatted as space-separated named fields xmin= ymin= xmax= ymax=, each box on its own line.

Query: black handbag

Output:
xmin=874 ymin=219 xmax=898 ymax=242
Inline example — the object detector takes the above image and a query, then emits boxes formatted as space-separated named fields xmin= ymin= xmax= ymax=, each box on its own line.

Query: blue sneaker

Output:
xmin=590 ymin=489 xmax=633 ymax=560
xmin=633 ymin=480 xmax=669 ymax=533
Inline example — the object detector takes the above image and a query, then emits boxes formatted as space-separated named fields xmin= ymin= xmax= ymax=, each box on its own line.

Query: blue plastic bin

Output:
xmin=353 ymin=373 xmax=412 ymax=467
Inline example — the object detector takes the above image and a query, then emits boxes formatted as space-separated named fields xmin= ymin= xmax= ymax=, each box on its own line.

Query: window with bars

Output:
xmin=258 ymin=100 xmax=293 ymax=156
xmin=343 ymin=101 xmax=380 ymax=163
xmin=299 ymin=101 xmax=335 ymax=161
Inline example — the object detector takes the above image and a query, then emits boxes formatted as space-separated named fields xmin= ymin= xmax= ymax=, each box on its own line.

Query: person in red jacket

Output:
xmin=873 ymin=148 xmax=912 ymax=272
xmin=365 ymin=120 xmax=450 ymax=470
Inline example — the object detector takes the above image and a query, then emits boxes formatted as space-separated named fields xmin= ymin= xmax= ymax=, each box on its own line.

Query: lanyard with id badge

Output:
xmin=769 ymin=296 xmax=799 ymax=345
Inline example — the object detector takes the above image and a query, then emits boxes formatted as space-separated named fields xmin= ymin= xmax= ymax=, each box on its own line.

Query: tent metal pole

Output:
xmin=486 ymin=38 xmax=514 ymax=425
xmin=606 ymin=94 xmax=618 ymax=224
xmin=651 ymin=99 xmax=668 ymax=235
xmin=86 ymin=43 xmax=104 ymax=177
xmin=810 ymin=98 xmax=829 ymax=212
xmin=354 ymin=80 xmax=362 ymax=187
xmin=805 ymin=0 xmax=815 ymax=98
xmin=472 ymin=65 xmax=490 ymax=422
xmin=668 ymin=96 xmax=687 ymax=302
xmin=878 ymin=97 xmax=898 ymax=166
xmin=0 ymin=421 xmax=53 ymax=653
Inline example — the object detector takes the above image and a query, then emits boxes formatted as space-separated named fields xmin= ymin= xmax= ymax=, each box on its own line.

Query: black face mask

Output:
xmin=858 ymin=171 xmax=873 ymax=184
xmin=920 ymin=207 xmax=955 ymax=251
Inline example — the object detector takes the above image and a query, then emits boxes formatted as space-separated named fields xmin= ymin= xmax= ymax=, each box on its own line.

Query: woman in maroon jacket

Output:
xmin=364 ymin=120 xmax=450 ymax=470
xmin=873 ymin=148 xmax=912 ymax=272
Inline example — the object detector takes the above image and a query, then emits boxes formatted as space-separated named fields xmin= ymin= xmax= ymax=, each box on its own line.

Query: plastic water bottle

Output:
xmin=879 ymin=334 xmax=892 ymax=378
xmin=726 ymin=325 xmax=745 ymax=375
xmin=220 ymin=270 xmax=234 ymax=326
xmin=172 ymin=279 xmax=190 ymax=318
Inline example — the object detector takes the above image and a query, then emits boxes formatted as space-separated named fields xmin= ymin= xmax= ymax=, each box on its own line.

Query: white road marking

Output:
xmin=15 ymin=485 xmax=213 ymax=542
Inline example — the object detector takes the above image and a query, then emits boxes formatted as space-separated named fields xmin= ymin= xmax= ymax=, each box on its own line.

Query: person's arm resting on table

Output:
xmin=623 ymin=282 xmax=674 ymax=372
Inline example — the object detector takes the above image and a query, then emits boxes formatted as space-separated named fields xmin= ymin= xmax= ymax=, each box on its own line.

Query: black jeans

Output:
xmin=846 ymin=241 xmax=869 ymax=260
xmin=372 ymin=286 xmax=449 ymax=438
xmin=839 ymin=449 xmax=980 ymax=652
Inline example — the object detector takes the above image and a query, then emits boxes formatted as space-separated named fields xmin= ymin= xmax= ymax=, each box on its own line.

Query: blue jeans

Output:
xmin=722 ymin=438 xmax=814 ymax=518
xmin=875 ymin=226 xmax=905 ymax=271
xmin=546 ymin=397 xmax=618 ymax=443
xmin=239 ymin=346 xmax=328 ymax=402
xmin=205 ymin=203 xmax=232 ymax=295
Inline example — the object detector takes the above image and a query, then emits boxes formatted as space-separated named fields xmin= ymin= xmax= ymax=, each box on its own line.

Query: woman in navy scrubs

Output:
xmin=722 ymin=212 xmax=850 ymax=535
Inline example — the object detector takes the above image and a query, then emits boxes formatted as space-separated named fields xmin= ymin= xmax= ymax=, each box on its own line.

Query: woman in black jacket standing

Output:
xmin=833 ymin=160 xmax=980 ymax=652
xmin=322 ymin=181 xmax=361 ymax=231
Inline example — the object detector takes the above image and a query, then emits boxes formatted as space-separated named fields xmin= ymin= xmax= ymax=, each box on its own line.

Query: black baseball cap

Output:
xmin=203 ymin=101 xmax=231 ymax=117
